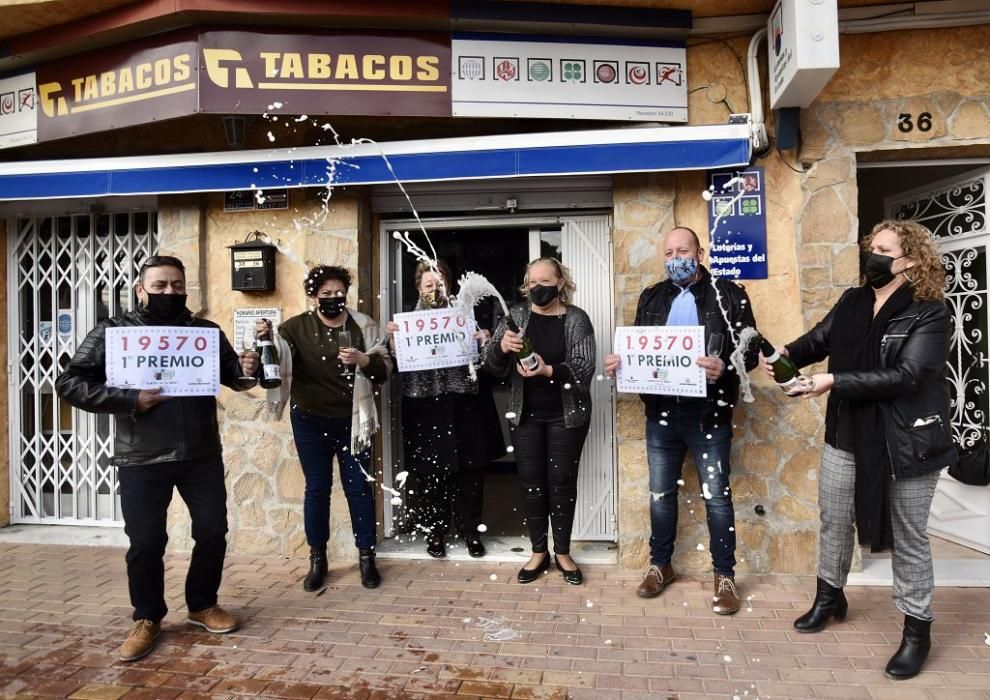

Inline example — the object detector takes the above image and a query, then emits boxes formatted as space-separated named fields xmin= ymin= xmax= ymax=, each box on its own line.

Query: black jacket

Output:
xmin=786 ymin=289 xmax=957 ymax=479
xmin=634 ymin=265 xmax=759 ymax=423
xmin=54 ymin=309 xmax=248 ymax=467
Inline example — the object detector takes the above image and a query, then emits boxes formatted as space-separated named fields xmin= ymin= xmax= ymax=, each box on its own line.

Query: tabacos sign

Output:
xmin=35 ymin=29 xmax=451 ymax=141
xmin=36 ymin=32 xmax=198 ymax=140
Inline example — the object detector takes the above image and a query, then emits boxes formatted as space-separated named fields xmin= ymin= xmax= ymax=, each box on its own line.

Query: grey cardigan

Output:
xmin=481 ymin=303 xmax=596 ymax=428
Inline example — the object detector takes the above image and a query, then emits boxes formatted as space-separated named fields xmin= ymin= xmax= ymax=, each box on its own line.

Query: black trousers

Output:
xmin=420 ymin=469 xmax=486 ymax=539
xmin=513 ymin=411 xmax=590 ymax=555
xmin=118 ymin=456 xmax=228 ymax=623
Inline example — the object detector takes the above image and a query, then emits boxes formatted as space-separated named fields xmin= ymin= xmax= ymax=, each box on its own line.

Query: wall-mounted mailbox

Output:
xmin=229 ymin=233 xmax=276 ymax=292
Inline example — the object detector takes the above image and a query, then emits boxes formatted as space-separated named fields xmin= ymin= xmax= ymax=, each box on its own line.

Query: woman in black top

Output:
xmin=387 ymin=260 xmax=505 ymax=559
xmin=761 ymin=220 xmax=955 ymax=680
xmin=483 ymin=258 xmax=596 ymax=585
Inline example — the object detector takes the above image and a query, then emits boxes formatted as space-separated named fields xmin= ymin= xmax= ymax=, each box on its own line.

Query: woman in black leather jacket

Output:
xmin=761 ymin=220 xmax=956 ymax=682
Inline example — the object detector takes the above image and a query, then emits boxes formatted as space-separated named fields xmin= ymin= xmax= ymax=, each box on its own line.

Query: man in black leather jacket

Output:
xmin=606 ymin=227 xmax=758 ymax=615
xmin=55 ymin=255 xmax=257 ymax=662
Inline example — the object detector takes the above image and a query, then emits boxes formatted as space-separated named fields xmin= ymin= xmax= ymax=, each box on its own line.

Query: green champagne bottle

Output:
xmin=257 ymin=328 xmax=282 ymax=389
xmin=504 ymin=317 xmax=539 ymax=371
xmin=757 ymin=335 xmax=802 ymax=393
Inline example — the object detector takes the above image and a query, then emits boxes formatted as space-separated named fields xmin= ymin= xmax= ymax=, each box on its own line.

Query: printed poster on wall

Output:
xmin=392 ymin=307 xmax=479 ymax=372
xmin=233 ymin=308 xmax=282 ymax=350
xmin=452 ymin=33 xmax=687 ymax=122
xmin=706 ymin=167 xmax=768 ymax=280
xmin=105 ymin=326 xmax=220 ymax=396
xmin=613 ymin=325 xmax=705 ymax=397
xmin=0 ymin=73 xmax=37 ymax=149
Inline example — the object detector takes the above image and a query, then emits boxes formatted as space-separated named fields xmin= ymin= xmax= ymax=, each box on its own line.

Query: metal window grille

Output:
xmin=7 ymin=212 xmax=159 ymax=524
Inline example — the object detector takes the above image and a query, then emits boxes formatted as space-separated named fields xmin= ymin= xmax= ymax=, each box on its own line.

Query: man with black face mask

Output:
xmin=55 ymin=255 xmax=256 ymax=663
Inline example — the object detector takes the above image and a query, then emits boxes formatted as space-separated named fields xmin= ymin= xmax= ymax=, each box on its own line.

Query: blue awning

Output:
xmin=0 ymin=121 xmax=752 ymax=201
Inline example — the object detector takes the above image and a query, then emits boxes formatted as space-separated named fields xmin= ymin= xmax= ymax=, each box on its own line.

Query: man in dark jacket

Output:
xmin=55 ymin=255 xmax=258 ymax=662
xmin=606 ymin=227 xmax=758 ymax=615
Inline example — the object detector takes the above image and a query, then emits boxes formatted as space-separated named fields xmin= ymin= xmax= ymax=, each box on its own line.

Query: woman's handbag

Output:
xmin=950 ymin=431 xmax=990 ymax=486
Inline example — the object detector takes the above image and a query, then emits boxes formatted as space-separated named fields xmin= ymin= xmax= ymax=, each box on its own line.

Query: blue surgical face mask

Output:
xmin=664 ymin=256 xmax=698 ymax=285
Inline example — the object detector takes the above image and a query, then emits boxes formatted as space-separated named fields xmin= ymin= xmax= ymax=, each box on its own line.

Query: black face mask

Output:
xmin=143 ymin=293 xmax=188 ymax=323
xmin=318 ymin=297 xmax=346 ymax=319
xmin=864 ymin=253 xmax=905 ymax=289
xmin=529 ymin=283 xmax=560 ymax=307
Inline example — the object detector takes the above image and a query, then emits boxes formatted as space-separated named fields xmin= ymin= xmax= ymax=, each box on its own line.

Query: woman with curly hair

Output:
xmin=258 ymin=265 xmax=391 ymax=591
xmin=482 ymin=257 xmax=596 ymax=586
xmin=761 ymin=220 xmax=956 ymax=680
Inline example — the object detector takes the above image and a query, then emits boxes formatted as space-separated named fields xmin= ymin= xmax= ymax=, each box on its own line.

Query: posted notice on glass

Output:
xmin=614 ymin=325 xmax=706 ymax=397
xmin=393 ymin=308 xmax=479 ymax=372
xmin=105 ymin=326 xmax=220 ymax=396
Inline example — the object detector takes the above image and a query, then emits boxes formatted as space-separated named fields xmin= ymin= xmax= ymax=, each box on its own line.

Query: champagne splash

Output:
xmin=450 ymin=272 xmax=512 ymax=381
xmin=704 ymin=175 xmax=757 ymax=403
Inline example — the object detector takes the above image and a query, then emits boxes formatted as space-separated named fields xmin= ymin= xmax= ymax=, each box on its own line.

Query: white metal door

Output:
xmin=379 ymin=213 xmax=617 ymax=541
xmin=885 ymin=168 xmax=990 ymax=553
xmin=7 ymin=212 xmax=159 ymax=525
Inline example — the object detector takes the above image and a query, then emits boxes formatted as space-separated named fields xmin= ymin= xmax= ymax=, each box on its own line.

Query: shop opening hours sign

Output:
xmin=105 ymin=326 xmax=220 ymax=396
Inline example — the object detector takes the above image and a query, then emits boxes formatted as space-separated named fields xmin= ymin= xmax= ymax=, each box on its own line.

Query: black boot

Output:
xmin=793 ymin=577 xmax=848 ymax=633
xmin=303 ymin=547 xmax=328 ymax=592
xmin=359 ymin=549 xmax=381 ymax=589
xmin=884 ymin=614 xmax=932 ymax=680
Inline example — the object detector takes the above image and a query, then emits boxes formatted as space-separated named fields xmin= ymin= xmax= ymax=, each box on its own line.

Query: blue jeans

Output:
xmin=646 ymin=400 xmax=736 ymax=576
xmin=290 ymin=408 xmax=377 ymax=550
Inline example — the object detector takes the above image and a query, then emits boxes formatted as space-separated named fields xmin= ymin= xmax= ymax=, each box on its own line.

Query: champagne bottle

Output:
xmin=757 ymin=334 xmax=802 ymax=393
xmin=258 ymin=327 xmax=282 ymax=389
xmin=504 ymin=316 xmax=539 ymax=371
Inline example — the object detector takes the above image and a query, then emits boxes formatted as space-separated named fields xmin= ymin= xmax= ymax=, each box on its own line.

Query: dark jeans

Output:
xmin=419 ymin=469 xmax=486 ymax=539
xmin=118 ymin=456 xmax=228 ymax=623
xmin=646 ymin=400 xmax=736 ymax=576
xmin=512 ymin=410 xmax=589 ymax=555
xmin=290 ymin=408 xmax=377 ymax=550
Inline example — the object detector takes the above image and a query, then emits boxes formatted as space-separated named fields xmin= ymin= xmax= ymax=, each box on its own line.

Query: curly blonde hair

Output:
xmin=519 ymin=257 xmax=577 ymax=305
xmin=862 ymin=220 xmax=945 ymax=302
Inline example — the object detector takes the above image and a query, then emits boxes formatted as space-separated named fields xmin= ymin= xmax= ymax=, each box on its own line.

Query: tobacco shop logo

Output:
xmin=594 ymin=61 xmax=619 ymax=84
xmin=561 ymin=59 xmax=585 ymax=83
xmin=494 ymin=58 xmax=519 ymax=82
xmin=459 ymin=56 xmax=485 ymax=80
xmin=625 ymin=62 xmax=649 ymax=85
xmin=527 ymin=58 xmax=551 ymax=82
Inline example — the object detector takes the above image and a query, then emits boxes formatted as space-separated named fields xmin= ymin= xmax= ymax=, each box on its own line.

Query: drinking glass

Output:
xmin=706 ymin=332 xmax=724 ymax=384
xmin=337 ymin=329 xmax=353 ymax=378
xmin=238 ymin=328 xmax=259 ymax=388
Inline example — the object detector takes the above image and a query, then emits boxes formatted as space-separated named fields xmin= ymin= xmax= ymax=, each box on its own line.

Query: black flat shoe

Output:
xmin=464 ymin=534 xmax=486 ymax=558
xmin=555 ymin=557 xmax=583 ymax=586
xmin=517 ymin=553 xmax=550 ymax=584
xmin=359 ymin=549 xmax=381 ymax=589
xmin=426 ymin=537 xmax=446 ymax=558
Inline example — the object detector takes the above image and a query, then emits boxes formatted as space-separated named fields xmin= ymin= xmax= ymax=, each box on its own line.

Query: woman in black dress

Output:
xmin=389 ymin=260 xmax=505 ymax=558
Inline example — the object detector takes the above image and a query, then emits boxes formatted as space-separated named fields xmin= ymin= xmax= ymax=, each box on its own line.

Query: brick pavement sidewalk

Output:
xmin=0 ymin=543 xmax=988 ymax=700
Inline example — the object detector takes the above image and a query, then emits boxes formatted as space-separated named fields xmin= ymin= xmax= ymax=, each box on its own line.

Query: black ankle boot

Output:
xmin=885 ymin=614 xmax=931 ymax=680
xmin=793 ymin=577 xmax=848 ymax=633
xmin=359 ymin=549 xmax=381 ymax=589
xmin=303 ymin=547 xmax=328 ymax=591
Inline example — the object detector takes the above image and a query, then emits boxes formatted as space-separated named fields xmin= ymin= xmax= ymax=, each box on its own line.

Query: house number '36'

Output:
xmin=897 ymin=112 xmax=933 ymax=133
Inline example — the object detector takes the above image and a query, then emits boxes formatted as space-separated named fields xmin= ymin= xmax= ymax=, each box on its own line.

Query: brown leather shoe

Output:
xmin=186 ymin=605 xmax=238 ymax=633
xmin=119 ymin=619 xmax=161 ymax=661
xmin=636 ymin=563 xmax=676 ymax=599
xmin=713 ymin=573 xmax=740 ymax=615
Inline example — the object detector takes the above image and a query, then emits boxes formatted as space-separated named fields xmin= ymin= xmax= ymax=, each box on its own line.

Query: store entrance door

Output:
xmin=884 ymin=166 xmax=990 ymax=556
xmin=6 ymin=211 xmax=159 ymax=525
xmin=378 ymin=214 xmax=616 ymax=552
